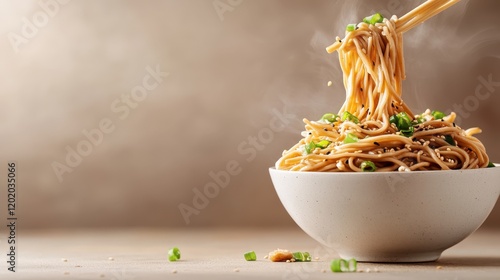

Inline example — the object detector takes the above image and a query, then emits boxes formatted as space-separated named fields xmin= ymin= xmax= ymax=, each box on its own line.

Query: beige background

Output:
xmin=0 ymin=0 xmax=499 ymax=229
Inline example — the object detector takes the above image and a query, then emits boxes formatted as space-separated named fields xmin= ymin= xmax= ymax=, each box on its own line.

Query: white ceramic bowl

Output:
xmin=270 ymin=166 xmax=500 ymax=262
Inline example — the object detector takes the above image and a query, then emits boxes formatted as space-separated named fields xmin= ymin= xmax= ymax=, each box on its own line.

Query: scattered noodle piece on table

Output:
xmin=268 ymin=249 xmax=293 ymax=262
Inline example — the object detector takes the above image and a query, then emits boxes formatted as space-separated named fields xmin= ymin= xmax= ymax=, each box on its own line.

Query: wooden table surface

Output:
xmin=1 ymin=228 xmax=499 ymax=279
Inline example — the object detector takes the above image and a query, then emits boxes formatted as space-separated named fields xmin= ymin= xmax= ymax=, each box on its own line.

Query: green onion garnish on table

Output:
xmin=168 ymin=247 xmax=181 ymax=262
xmin=292 ymin=252 xmax=311 ymax=262
xmin=488 ymin=162 xmax=495 ymax=168
xmin=331 ymin=258 xmax=357 ymax=272
xmin=244 ymin=251 xmax=256 ymax=261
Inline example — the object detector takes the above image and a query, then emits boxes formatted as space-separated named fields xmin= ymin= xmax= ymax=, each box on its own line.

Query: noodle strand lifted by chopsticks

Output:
xmin=276 ymin=0 xmax=490 ymax=172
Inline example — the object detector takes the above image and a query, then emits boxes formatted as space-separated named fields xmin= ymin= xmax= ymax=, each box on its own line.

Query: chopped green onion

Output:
xmin=303 ymin=252 xmax=311 ymax=262
xmin=363 ymin=13 xmax=384 ymax=25
xmin=488 ymin=162 xmax=495 ymax=168
xmin=389 ymin=114 xmax=398 ymax=126
xmin=244 ymin=251 xmax=256 ymax=261
xmin=444 ymin=135 xmax=456 ymax=146
xmin=168 ymin=247 xmax=181 ymax=262
xmin=292 ymin=252 xmax=311 ymax=262
xmin=315 ymin=140 xmax=331 ymax=149
xmin=305 ymin=140 xmax=332 ymax=154
xmin=432 ymin=110 xmax=445 ymax=120
xmin=397 ymin=112 xmax=412 ymax=130
xmin=321 ymin=113 xmax=339 ymax=123
xmin=414 ymin=116 xmax=425 ymax=124
xmin=346 ymin=23 xmax=357 ymax=32
xmin=390 ymin=112 xmax=414 ymax=137
xmin=400 ymin=127 xmax=414 ymax=137
xmin=331 ymin=258 xmax=357 ymax=272
xmin=341 ymin=111 xmax=359 ymax=124
xmin=305 ymin=142 xmax=316 ymax=154
xmin=344 ymin=133 xmax=359 ymax=144
xmin=360 ymin=161 xmax=377 ymax=172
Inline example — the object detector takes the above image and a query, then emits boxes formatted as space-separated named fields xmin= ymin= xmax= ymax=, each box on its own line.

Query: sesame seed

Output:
xmin=264 ymin=255 xmax=268 ymax=259
xmin=446 ymin=148 xmax=451 ymax=151
xmin=314 ymin=257 xmax=319 ymax=260
xmin=366 ymin=268 xmax=372 ymax=273
xmin=62 ymin=258 xmax=68 ymax=262
xmin=327 ymin=81 xmax=333 ymax=87
xmin=321 ymin=269 xmax=327 ymax=273
xmin=172 ymin=269 xmax=178 ymax=274
xmin=234 ymin=268 xmax=240 ymax=272
xmin=108 ymin=257 xmax=114 ymax=261
xmin=286 ymin=260 xmax=290 ymax=263
xmin=436 ymin=266 xmax=443 ymax=270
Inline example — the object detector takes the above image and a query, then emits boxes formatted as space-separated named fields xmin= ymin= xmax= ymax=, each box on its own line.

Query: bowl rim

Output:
xmin=269 ymin=163 xmax=499 ymax=175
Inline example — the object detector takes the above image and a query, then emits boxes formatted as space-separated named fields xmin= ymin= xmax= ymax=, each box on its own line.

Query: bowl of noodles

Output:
xmin=270 ymin=0 xmax=500 ymax=262
xmin=270 ymin=166 xmax=500 ymax=262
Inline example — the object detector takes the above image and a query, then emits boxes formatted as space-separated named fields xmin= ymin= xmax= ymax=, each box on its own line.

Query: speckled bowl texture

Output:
xmin=270 ymin=166 xmax=500 ymax=262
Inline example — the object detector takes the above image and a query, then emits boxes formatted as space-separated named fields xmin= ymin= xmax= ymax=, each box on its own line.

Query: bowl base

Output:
xmin=338 ymin=251 xmax=442 ymax=263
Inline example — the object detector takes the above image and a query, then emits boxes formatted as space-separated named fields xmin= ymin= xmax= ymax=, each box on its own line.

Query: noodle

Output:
xmin=276 ymin=0 xmax=489 ymax=172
